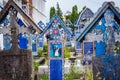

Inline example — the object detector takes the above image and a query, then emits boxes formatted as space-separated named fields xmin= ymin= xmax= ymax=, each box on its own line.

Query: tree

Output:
xmin=66 ymin=5 xmax=78 ymax=31
xmin=66 ymin=14 xmax=71 ymax=21
xmin=50 ymin=7 xmax=55 ymax=19
xmin=71 ymin=5 xmax=79 ymax=23
xmin=56 ymin=2 xmax=63 ymax=19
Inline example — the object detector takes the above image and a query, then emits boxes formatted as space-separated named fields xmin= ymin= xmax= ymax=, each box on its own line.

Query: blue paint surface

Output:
xmin=84 ymin=42 xmax=93 ymax=54
xmin=18 ymin=34 xmax=28 ymax=49
xmin=50 ymin=60 xmax=63 ymax=80
xmin=32 ymin=44 xmax=36 ymax=52
xmin=17 ymin=19 xmax=24 ymax=27
xmin=97 ymin=54 xmax=120 ymax=80
xmin=76 ymin=41 xmax=81 ymax=49
xmin=39 ymin=41 xmax=43 ymax=48
xmin=3 ymin=34 xmax=11 ymax=50
xmin=95 ymin=41 xmax=106 ymax=56
xmin=32 ymin=36 xmax=37 ymax=52
xmin=38 ymin=21 xmax=45 ymax=30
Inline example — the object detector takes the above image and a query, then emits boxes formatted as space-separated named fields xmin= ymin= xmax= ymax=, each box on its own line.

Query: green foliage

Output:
xmin=49 ymin=2 xmax=63 ymax=19
xmin=79 ymin=6 xmax=86 ymax=15
xmin=64 ymin=46 xmax=70 ymax=58
xmin=114 ymin=41 xmax=120 ymax=54
xmin=37 ymin=44 xmax=48 ymax=57
xmin=71 ymin=5 xmax=79 ymax=23
xmin=69 ymin=47 xmax=75 ymax=52
xmin=38 ymin=65 xmax=93 ymax=80
xmin=40 ymin=75 xmax=48 ymax=80
xmin=33 ymin=61 xmax=39 ymax=71
xmin=65 ymin=66 xmax=83 ymax=80
xmin=37 ymin=49 xmax=43 ymax=57
xmin=50 ymin=7 xmax=55 ymax=19
xmin=65 ymin=67 xmax=76 ymax=80
xmin=65 ymin=73 xmax=74 ymax=80
xmin=65 ymin=5 xmax=79 ymax=30
xmin=82 ymin=6 xmax=87 ymax=11
xmin=66 ymin=14 xmax=71 ymax=20
xmin=56 ymin=2 xmax=63 ymax=19
xmin=43 ymin=44 xmax=48 ymax=52
xmin=86 ymin=71 xmax=93 ymax=80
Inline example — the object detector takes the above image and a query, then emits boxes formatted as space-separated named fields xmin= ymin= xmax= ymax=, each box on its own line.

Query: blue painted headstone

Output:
xmin=39 ymin=41 xmax=43 ymax=48
xmin=82 ymin=41 xmax=93 ymax=65
xmin=18 ymin=33 xmax=28 ymax=49
xmin=3 ymin=34 xmax=11 ymax=50
xmin=95 ymin=41 xmax=106 ymax=56
xmin=17 ymin=19 xmax=24 ymax=27
xmin=32 ymin=36 xmax=37 ymax=52
xmin=75 ymin=41 xmax=81 ymax=50
xmin=50 ymin=60 xmax=63 ymax=80
xmin=38 ymin=21 xmax=45 ymax=30
xmin=38 ymin=35 xmax=43 ymax=48
xmin=83 ymin=42 xmax=93 ymax=55
xmin=32 ymin=44 xmax=37 ymax=52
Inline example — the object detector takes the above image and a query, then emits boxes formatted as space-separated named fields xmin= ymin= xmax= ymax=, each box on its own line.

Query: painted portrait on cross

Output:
xmin=49 ymin=41 xmax=63 ymax=59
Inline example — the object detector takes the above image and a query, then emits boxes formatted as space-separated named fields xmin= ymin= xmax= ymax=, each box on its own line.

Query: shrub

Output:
xmin=86 ymin=71 xmax=93 ymax=80
xmin=37 ymin=49 xmax=43 ymax=57
xmin=43 ymin=44 xmax=48 ymax=52
xmin=33 ymin=61 xmax=39 ymax=71
xmin=40 ymin=75 xmax=48 ymax=80
xmin=64 ymin=46 xmax=70 ymax=58
xmin=69 ymin=47 xmax=75 ymax=52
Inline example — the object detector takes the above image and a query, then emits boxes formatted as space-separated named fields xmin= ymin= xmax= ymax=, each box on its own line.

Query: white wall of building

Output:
xmin=0 ymin=34 xmax=3 ymax=50
xmin=32 ymin=0 xmax=46 ymax=24
xmin=1 ymin=0 xmax=46 ymax=24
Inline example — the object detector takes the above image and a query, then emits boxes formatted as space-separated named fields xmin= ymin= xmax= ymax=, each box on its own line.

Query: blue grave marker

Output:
xmin=38 ymin=35 xmax=43 ymax=48
xmin=38 ymin=21 xmax=45 ymax=30
xmin=49 ymin=40 xmax=63 ymax=80
xmin=18 ymin=33 xmax=28 ymax=49
xmin=82 ymin=41 xmax=93 ymax=65
xmin=3 ymin=34 xmax=11 ymax=50
xmin=83 ymin=42 xmax=93 ymax=55
xmin=32 ymin=36 xmax=37 ymax=52
xmin=50 ymin=60 xmax=63 ymax=80
xmin=95 ymin=41 xmax=106 ymax=56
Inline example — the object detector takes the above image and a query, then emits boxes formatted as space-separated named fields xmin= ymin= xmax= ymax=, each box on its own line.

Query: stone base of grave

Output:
xmin=0 ymin=49 xmax=33 ymax=80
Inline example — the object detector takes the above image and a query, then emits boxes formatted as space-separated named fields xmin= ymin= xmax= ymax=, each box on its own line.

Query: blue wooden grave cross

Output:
xmin=46 ymin=14 xmax=66 ymax=80
xmin=49 ymin=40 xmax=63 ymax=80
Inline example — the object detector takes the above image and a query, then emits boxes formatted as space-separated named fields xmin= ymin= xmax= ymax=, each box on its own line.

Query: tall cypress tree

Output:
xmin=56 ymin=2 xmax=63 ymax=19
xmin=71 ymin=5 xmax=79 ymax=23
xmin=50 ymin=7 xmax=55 ymax=19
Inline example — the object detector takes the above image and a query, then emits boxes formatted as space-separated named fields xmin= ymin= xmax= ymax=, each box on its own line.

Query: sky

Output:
xmin=45 ymin=0 xmax=120 ymax=19
xmin=0 ymin=0 xmax=120 ymax=22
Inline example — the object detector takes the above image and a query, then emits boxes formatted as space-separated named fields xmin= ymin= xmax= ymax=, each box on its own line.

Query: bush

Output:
xmin=43 ymin=44 xmax=48 ymax=52
xmin=65 ymin=67 xmax=82 ymax=80
xmin=64 ymin=46 xmax=70 ymax=58
xmin=69 ymin=47 xmax=75 ymax=52
xmin=86 ymin=71 xmax=93 ymax=80
xmin=40 ymin=75 xmax=48 ymax=80
xmin=38 ymin=49 xmax=43 ymax=57
xmin=33 ymin=61 xmax=39 ymax=71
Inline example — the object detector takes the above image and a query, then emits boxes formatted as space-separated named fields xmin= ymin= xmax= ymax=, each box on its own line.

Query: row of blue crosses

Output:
xmin=0 ymin=2 xmax=73 ymax=51
xmin=0 ymin=3 xmax=44 ymax=51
